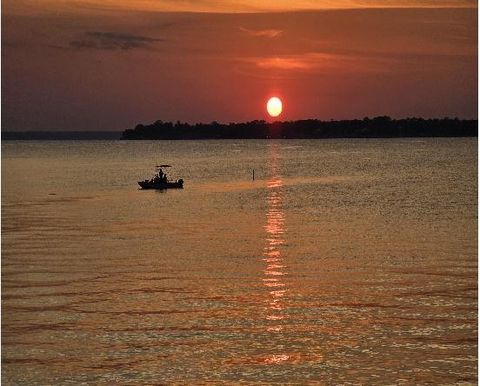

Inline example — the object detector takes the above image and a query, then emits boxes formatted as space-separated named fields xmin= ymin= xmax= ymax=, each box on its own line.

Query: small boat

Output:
xmin=138 ymin=165 xmax=184 ymax=190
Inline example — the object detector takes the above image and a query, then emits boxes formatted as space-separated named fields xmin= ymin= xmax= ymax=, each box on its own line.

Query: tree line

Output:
xmin=121 ymin=116 xmax=477 ymax=140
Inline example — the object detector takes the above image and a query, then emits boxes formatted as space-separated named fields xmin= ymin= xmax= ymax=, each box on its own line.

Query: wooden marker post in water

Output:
xmin=253 ymin=169 xmax=255 ymax=181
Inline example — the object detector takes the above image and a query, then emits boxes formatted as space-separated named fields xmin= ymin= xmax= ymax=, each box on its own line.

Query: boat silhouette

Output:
xmin=138 ymin=165 xmax=184 ymax=190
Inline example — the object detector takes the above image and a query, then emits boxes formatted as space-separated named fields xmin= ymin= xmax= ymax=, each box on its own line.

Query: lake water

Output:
xmin=2 ymin=139 xmax=477 ymax=384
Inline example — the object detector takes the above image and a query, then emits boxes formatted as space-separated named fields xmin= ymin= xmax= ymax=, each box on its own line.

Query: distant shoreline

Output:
xmin=122 ymin=117 xmax=477 ymax=140
xmin=2 ymin=117 xmax=477 ymax=140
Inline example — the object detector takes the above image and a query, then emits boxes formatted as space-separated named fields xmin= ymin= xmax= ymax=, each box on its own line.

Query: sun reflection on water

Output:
xmin=262 ymin=144 xmax=290 ymax=364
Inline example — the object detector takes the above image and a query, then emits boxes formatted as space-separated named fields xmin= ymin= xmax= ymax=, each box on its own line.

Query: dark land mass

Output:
xmin=2 ymin=117 xmax=476 ymax=140
xmin=122 ymin=117 xmax=477 ymax=140
xmin=2 ymin=131 xmax=121 ymax=140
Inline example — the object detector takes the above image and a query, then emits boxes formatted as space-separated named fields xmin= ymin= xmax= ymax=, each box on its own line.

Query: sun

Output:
xmin=267 ymin=97 xmax=282 ymax=117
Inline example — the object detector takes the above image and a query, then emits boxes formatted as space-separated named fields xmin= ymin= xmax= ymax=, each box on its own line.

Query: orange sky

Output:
xmin=3 ymin=1 xmax=477 ymax=131
xmin=6 ymin=0 xmax=477 ymax=14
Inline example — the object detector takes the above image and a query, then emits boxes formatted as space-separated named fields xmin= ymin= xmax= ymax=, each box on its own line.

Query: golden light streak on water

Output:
xmin=261 ymin=144 xmax=292 ymax=364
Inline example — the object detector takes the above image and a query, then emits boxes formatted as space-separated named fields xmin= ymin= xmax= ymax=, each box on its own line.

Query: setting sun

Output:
xmin=267 ymin=97 xmax=283 ymax=117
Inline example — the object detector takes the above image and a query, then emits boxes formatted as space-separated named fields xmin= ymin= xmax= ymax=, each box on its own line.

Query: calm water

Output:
xmin=2 ymin=139 xmax=477 ymax=384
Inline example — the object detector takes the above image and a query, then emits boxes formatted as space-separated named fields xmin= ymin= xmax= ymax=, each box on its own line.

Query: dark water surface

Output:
xmin=2 ymin=139 xmax=477 ymax=384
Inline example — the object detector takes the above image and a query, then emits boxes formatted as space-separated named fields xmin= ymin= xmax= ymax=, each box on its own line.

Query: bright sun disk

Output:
xmin=267 ymin=97 xmax=282 ymax=117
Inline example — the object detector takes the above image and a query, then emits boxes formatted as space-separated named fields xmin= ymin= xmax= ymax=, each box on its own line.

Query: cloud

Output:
xmin=69 ymin=32 xmax=162 ymax=50
xmin=247 ymin=52 xmax=397 ymax=73
xmin=255 ymin=56 xmax=314 ymax=70
xmin=239 ymin=27 xmax=283 ymax=38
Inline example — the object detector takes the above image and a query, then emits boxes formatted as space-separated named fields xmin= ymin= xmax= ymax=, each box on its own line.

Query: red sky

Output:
xmin=2 ymin=1 xmax=477 ymax=131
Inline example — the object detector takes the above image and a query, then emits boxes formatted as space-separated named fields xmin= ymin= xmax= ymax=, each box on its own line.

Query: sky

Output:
xmin=2 ymin=0 xmax=478 ymax=131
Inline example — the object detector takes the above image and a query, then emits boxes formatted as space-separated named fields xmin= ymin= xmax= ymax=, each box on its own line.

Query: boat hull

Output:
xmin=138 ymin=180 xmax=184 ymax=190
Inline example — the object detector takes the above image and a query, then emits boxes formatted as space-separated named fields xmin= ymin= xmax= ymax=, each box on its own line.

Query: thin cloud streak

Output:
xmin=248 ymin=52 xmax=397 ymax=73
xmin=239 ymin=27 xmax=283 ymax=38
xmin=69 ymin=31 xmax=163 ymax=50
